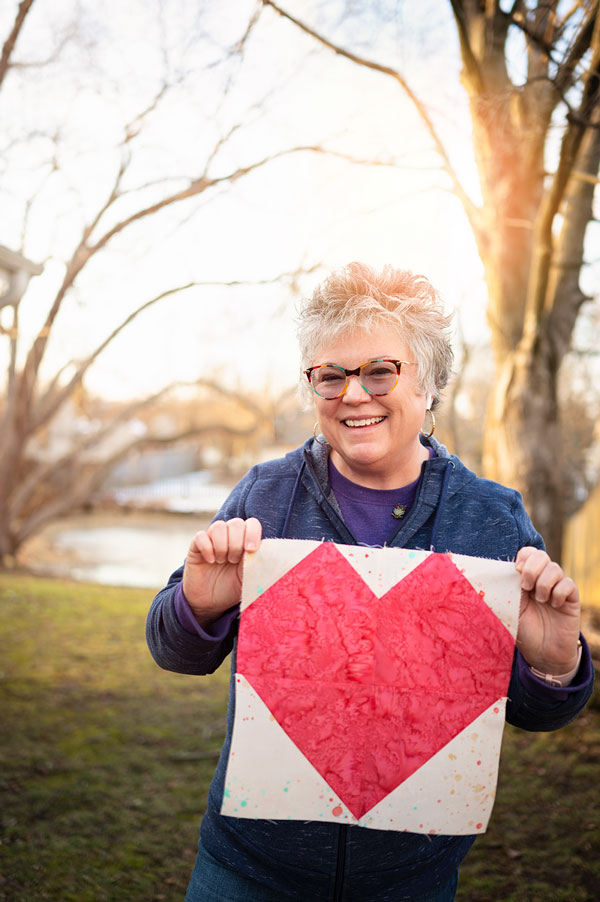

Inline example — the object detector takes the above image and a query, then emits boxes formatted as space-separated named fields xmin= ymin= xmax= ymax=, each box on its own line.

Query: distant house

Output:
xmin=27 ymin=397 xmax=148 ymax=467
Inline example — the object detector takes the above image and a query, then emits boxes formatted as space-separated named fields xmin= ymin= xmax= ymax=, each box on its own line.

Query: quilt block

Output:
xmin=222 ymin=539 xmax=521 ymax=834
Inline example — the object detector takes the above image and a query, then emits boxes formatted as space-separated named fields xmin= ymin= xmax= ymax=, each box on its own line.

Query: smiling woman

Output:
xmin=308 ymin=327 xmax=430 ymax=489
xmin=147 ymin=262 xmax=593 ymax=902
xmin=300 ymin=264 xmax=452 ymax=491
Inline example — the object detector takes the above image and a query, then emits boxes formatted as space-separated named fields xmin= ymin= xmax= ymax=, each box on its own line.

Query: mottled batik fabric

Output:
xmin=223 ymin=539 xmax=520 ymax=835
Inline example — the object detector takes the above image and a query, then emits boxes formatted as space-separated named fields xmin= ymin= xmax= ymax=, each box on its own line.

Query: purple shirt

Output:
xmin=328 ymin=458 xmax=422 ymax=546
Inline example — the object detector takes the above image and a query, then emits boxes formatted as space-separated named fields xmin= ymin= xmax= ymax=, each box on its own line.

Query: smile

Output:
xmin=343 ymin=417 xmax=386 ymax=428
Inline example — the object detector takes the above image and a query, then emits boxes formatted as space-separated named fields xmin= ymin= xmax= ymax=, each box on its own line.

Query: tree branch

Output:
xmin=572 ymin=168 xmax=600 ymax=184
xmin=86 ymin=144 xmax=346 ymax=256
xmin=262 ymin=0 xmax=482 ymax=238
xmin=13 ymin=421 xmax=259 ymax=547
xmin=448 ymin=0 xmax=485 ymax=93
xmin=28 ymin=283 xmax=199 ymax=434
xmin=11 ymin=390 xmax=169 ymax=521
xmin=553 ymin=1 xmax=597 ymax=98
xmin=546 ymin=109 xmax=600 ymax=357
xmin=509 ymin=0 xmax=526 ymax=18
xmin=522 ymin=7 xmax=600 ymax=343
xmin=0 ymin=0 xmax=36 ymax=89
xmin=0 ymin=307 xmax=20 ymax=438
xmin=14 ymin=143 xmax=324 ymax=422
xmin=11 ymin=373 xmax=272 ymax=522
xmin=220 ymin=1 xmax=265 ymax=101
xmin=123 ymin=81 xmax=172 ymax=144
xmin=514 ymin=3 xmax=598 ymax=126
xmin=12 ymin=79 xmax=176 ymax=408
xmin=30 ymin=264 xmax=317 ymax=435
xmin=446 ymin=315 xmax=472 ymax=458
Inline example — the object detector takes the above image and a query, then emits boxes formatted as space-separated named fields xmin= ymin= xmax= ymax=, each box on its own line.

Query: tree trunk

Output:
xmin=483 ymin=333 xmax=563 ymax=562
xmin=449 ymin=1 xmax=599 ymax=563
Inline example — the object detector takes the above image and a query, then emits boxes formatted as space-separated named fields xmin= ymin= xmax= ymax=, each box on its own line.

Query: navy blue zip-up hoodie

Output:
xmin=147 ymin=437 xmax=594 ymax=901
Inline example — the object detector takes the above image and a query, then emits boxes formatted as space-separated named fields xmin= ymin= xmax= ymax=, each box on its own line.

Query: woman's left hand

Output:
xmin=515 ymin=546 xmax=581 ymax=676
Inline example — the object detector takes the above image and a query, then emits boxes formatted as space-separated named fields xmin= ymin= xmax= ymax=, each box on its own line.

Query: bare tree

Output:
xmin=0 ymin=1 xmax=328 ymax=563
xmin=2 ymin=0 xmax=421 ymax=564
xmin=263 ymin=0 xmax=600 ymax=561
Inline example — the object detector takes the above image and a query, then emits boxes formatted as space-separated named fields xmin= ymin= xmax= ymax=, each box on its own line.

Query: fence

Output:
xmin=563 ymin=483 xmax=600 ymax=610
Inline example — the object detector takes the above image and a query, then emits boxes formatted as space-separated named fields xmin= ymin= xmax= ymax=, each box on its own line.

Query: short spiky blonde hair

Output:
xmin=297 ymin=262 xmax=453 ymax=408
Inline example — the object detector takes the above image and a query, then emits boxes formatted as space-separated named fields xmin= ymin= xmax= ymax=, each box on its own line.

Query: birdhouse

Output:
xmin=0 ymin=244 xmax=43 ymax=309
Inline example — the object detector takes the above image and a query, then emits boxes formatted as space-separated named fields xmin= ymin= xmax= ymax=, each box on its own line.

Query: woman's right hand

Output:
xmin=182 ymin=517 xmax=262 ymax=628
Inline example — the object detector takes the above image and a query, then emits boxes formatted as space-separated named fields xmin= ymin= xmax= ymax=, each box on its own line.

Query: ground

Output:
xmin=0 ymin=572 xmax=598 ymax=901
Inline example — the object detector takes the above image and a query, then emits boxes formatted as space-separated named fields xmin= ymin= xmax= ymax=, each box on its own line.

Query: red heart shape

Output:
xmin=237 ymin=543 xmax=514 ymax=819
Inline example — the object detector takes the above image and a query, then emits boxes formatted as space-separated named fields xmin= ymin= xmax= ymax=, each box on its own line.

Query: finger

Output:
xmin=516 ymin=548 xmax=550 ymax=592
xmin=243 ymin=517 xmax=262 ymax=552
xmin=529 ymin=560 xmax=564 ymax=603
xmin=206 ymin=520 xmax=229 ymax=564
xmin=188 ymin=529 xmax=216 ymax=564
xmin=225 ymin=518 xmax=246 ymax=564
xmin=547 ymin=576 xmax=580 ymax=610
xmin=515 ymin=546 xmax=537 ymax=570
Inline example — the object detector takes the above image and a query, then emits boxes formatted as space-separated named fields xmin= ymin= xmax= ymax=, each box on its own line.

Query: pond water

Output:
xmin=21 ymin=512 xmax=212 ymax=589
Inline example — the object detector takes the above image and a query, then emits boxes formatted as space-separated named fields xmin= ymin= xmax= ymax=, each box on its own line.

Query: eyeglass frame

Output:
xmin=304 ymin=358 xmax=415 ymax=400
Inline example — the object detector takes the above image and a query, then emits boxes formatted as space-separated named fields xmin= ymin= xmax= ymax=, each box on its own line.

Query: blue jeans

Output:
xmin=185 ymin=839 xmax=459 ymax=902
xmin=185 ymin=841 xmax=284 ymax=901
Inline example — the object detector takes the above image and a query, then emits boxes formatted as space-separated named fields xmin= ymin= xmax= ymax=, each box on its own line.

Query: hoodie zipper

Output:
xmin=332 ymin=824 xmax=348 ymax=901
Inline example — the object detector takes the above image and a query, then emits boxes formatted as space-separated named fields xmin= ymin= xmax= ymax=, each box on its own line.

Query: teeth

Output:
xmin=344 ymin=417 xmax=385 ymax=427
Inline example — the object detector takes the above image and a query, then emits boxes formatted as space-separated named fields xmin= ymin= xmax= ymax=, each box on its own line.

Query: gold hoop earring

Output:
xmin=420 ymin=408 xmax=435 ymax=438
xmin=313 ymin=423 xmax=329 ymax=445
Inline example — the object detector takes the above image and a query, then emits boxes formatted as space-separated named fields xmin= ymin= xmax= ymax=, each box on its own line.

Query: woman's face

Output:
xmin=311 ymin=324 xmax=430 ymax=489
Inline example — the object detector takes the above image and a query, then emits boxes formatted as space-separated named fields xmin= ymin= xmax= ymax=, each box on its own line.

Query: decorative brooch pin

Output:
xmin=392 ymin=504 xmax=407 ymax=519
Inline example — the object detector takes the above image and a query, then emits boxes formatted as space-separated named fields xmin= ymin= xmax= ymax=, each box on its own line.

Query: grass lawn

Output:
xmin=0 ymin=572 xmax=598 ymax=901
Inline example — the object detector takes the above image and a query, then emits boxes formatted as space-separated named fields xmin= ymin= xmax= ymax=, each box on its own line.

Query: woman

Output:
xmin=147 ymin=263 xmax=593 ymax=902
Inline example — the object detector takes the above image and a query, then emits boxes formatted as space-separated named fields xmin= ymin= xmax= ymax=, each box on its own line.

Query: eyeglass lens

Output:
xmin=312 ymin=361 xmax=399 ymax=399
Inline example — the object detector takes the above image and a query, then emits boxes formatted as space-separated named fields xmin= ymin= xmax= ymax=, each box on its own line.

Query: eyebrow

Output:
xmin=319 ymin=356 xmax=398 ymax=365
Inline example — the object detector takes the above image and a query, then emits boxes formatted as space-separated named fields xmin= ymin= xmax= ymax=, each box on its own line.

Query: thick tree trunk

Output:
xmin=483 ymin=335 xmax=563 ymax=562
xmin=0 ymin=415 xmax=25 ymax=564
xmin=449 ymin=4 xmax=599 ymax=566
xmin=0 ymin=523 xmax=13 ymax=563
xmin=482 ymin=114 xmax=600 ymax=564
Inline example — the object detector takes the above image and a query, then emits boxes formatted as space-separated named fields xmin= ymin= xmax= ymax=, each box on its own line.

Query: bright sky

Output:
xmin=0 ymin=0 xmax=533 ymax=402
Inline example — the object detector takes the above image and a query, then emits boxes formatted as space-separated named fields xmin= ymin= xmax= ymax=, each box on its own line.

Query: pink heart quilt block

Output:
xmin=231 ymin=541 xmax=517 ymax=825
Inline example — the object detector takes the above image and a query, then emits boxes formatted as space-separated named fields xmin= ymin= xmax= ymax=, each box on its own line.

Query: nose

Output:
xmin=341 ymin=374 xmax=371 ymax=403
